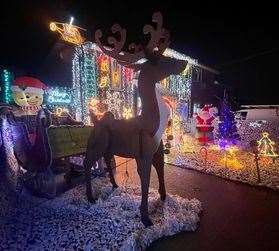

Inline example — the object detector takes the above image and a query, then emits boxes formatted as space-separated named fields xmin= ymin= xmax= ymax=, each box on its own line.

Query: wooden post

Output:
xmin=255 ymin=151 xmax=261 ymax=183
xmin=200 ymin=146 xmax=208 ymax=168
xmin=250 ymin=140 xmax=261 ymax=183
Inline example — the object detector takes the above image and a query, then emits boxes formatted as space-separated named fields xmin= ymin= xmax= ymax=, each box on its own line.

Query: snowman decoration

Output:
xmin=11 ymin=77 xmax=48 ymax=144
xmin=195 ymin=104 xmax=217 ymax=145
xmin=12 ymin=76 xmax=47 ymax=116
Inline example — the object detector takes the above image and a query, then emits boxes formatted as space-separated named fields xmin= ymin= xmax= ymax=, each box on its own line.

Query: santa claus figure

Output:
xmin=195 ymin=104 xmax=217 ymax=145
xmin=12 ymin=76 xmax=47 ymax=116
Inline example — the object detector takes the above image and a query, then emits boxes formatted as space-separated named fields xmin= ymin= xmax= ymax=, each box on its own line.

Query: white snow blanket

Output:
xmin=0 ymin=178 xmax=201 ymax=250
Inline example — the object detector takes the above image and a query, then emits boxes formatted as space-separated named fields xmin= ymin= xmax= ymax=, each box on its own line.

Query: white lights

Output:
xmin=69 ymin=16 xmax=74 ymax=25
xmin=72 ymin=42 xmax=193 ymax=122
xmin=46 ymin=87 xmax=72 ymax=104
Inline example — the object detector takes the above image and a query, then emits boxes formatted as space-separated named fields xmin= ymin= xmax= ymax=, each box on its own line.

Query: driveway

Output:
xmin=114 ymin=158 xmax=279 ymax=251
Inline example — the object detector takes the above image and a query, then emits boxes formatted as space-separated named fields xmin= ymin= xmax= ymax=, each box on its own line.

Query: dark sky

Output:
xmin=1 ymin=0 xmax=278 ymax=104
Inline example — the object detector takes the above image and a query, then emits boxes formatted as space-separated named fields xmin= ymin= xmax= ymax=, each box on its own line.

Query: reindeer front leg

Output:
xmin=136 ymin=157 xmax=153 ymax=227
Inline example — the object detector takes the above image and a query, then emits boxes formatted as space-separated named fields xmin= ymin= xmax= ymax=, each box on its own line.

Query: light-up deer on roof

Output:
xmin=84 ymin=12 xmax=187 ymax=227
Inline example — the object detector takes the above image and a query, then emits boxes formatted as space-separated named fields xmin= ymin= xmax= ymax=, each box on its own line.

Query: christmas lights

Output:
xmin=72 ymin=42 xmax=193 ymax=123
xmin=218 ymin=97 xmax=240 ymax=148
xmin=46 ymin=87 xmax=72 ymax=105
xmin=0 ymin=118 xmax=21 ymax=187
xmin=258 ymin=132 xmax=278 ymax=158
xmin=105 ymin=91 xmax=123 ymax=118
xmin=55 ymin=107 xmax=69 ymax=116
xmin=98 ymin=54 xmax=110 ymax=88
xmin=219 ymin=146 xmax=243 ymax=169
xmin=0 ymin=69 xmax=13 ymax=104
xmin=122 ymin=107 xmax=133 ymax=119
xmin=73 ymin=43 xmax=98 ymax=121
xmin=49 ymin=18 xmax=85 ymax=45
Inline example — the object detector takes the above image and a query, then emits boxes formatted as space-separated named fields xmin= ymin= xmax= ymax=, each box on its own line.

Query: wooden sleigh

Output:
xmin=0 ymin=105 xmax=115 ymax=198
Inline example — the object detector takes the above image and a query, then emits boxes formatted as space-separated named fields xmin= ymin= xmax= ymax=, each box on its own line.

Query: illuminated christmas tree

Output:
xmin=218 ymin=95 xmax=240 ymax=148
xmin=257 ymin=132 xmax=278 ymax=157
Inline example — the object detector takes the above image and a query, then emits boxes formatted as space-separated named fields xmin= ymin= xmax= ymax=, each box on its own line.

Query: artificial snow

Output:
xmin=165 ymin=118 xmax=279 ymax=191
xmin=0 ymin=178 xmax=201 ymax=250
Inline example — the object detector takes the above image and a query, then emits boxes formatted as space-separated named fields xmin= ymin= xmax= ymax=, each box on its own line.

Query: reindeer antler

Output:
xmin=95 ymin=12 xmax=170 ymax=65
xmin=143 ymin=12 xmax=170 ymax=54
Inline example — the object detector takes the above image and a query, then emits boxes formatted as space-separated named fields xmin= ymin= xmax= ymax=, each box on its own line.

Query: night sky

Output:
xmin=1 ymin=0 xmax=278 ymax=105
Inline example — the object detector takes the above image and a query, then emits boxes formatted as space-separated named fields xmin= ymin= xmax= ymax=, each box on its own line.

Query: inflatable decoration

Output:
xmin=84 ymin=12 xmax=187 ymax=227
xmin=11 ymin=77 xmax=47 ymax=144
xmin=12 ymin=77 xmax=47 ymax=116
xmin=195 ymin=104 xmax=216 ymax=145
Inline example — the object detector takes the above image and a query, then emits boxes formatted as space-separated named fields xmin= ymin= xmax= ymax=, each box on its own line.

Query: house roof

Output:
xmin=80 ymin=42 xmax=219 ymax=74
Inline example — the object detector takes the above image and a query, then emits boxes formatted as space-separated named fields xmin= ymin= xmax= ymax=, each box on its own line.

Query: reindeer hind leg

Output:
xmin=152 ymin=140 xmax=166 ymax=201
xmin=136 ymin=157 xmax=153 ymax=227
xmin=104 ymin=154 xmax=118 ymax=189
xmin=84 ymin=150 xmax=98 ymax=203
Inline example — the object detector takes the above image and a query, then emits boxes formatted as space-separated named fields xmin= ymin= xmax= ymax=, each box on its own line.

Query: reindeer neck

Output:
xmin=137 ymin=71 xmax=159 ymax=135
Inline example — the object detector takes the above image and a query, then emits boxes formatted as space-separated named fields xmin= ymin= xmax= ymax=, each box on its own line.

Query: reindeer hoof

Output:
xmin=159 ymin=189 xmax=166 ymax=201
xmin=160 ymin=193 xmax=166 ymax=201
xmin=87 ymin=194 xmax=96 ymax=203
xmin=141 ymin=216 xmax=153 ymax=227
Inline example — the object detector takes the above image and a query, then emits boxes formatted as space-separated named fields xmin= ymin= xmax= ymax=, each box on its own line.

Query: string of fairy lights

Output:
xmin=72 ymin=42 xmax=193 ymax=123
xmin=0 ymin=69 xmax=13 ymax=104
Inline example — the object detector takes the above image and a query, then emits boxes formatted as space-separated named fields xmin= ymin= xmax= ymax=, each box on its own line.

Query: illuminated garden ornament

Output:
xmin=55 ymin=107 xmax=69 ymax=117
xmin=257 ymin=132 xmax=278 ymax=158
xmin=218 ymin=95 xmax=240 ymax=148
xmin=220 ymin=145 xmax=243 ymax=169
xmin=46 ymin=87 xmax=71 ymax=105
xmin=122 ymin=107 xmax=133 ymax=119
xmin=50 ymin=17 xmax=86 ymax=45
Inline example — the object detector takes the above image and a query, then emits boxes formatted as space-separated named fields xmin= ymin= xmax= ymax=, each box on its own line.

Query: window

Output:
xmin=240 ymin=111 xmax=247 ymax=120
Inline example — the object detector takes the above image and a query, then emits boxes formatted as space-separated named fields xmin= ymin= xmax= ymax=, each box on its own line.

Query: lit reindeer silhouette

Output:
xmin=84 ymin=12 xmax=187 ymax=227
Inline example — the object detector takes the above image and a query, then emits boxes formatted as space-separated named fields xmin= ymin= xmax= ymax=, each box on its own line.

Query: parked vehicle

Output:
xmin=236 ymin=105 xmax=279 ymax=121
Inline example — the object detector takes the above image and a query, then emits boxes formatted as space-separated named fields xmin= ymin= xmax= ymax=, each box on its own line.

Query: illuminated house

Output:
xmin=72 ymin=42 xmax=218 ymax=123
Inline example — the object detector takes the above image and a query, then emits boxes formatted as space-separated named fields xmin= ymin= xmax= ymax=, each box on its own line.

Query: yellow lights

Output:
xmin=55 ymin=107 xmax=69 ymax=116
xmin=172 ymin=113 xmax=181 ymax=132
xmin=182 ymin=64 xmax=190 ymax=76
xmin=88 ymin=98 xmax=107 ymax=119
xmin=257 ymin=132 xmax=278 ymax=158
xmin=100 ymin=60 xmax=109 ymax=72
xmin=220 ymin=145 xmax=243 ymax=169
xmin=99 ymin=56 xmax=110 ymax=88
xmin=180 ymin=134 xmax=195 ymax=153
xmin=49 ymin=18 xmax=85 ymax=45
xmin=112 ymin=71 xmax=120 ymax=86
xmin=99 ymin=76 xmax=109 ymax=88
xmin=49 ymin=22 xmax=57 ymax=31
xmin=122 ymin=107 xmax=133 ymax=119
xmin=160 ymin=78 xmax=168 ymax=89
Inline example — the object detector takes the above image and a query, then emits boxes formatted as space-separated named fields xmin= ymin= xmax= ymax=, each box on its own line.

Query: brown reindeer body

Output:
xmin=84 ymin=12 xmax=187 ymax=227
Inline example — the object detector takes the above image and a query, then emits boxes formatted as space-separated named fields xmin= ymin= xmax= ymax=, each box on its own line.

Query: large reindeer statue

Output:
xmin=84 ymin=12 xmax=187 ymax=227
